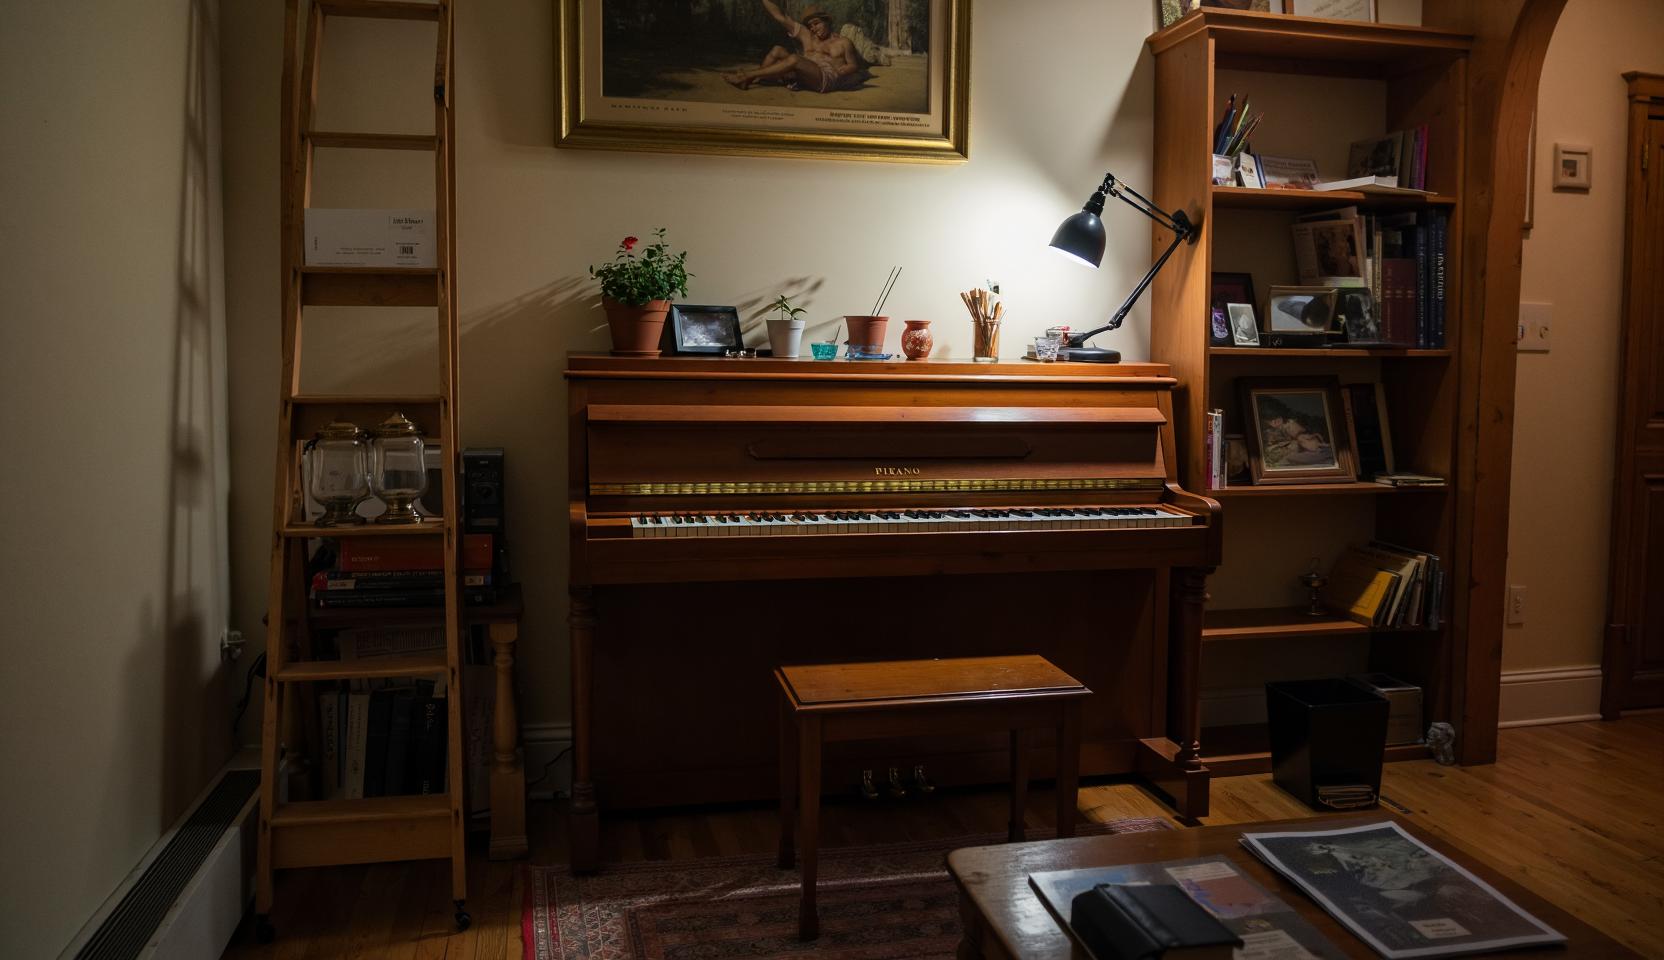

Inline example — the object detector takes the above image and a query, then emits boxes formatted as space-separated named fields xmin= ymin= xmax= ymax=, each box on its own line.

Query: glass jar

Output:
xmin=309 ymin=421 xmax=370 ymax=526
xmin=369 ymin=412 xmax=429 ymax=524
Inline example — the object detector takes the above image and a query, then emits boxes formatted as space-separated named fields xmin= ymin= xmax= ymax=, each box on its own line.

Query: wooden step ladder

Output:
xmin=255 ymin=0 xmax=463 ymax=941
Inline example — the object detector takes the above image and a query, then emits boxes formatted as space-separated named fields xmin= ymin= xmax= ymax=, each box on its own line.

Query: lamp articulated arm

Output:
xmin=1060 ymin=173 xmax=1199 ymax=351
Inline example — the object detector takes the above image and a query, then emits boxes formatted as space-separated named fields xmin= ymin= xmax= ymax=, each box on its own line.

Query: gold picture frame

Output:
xmin=556 ymin=0 xmax=971 ymax=163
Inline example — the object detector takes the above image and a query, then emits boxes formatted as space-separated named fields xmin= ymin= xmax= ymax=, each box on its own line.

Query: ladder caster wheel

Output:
xmin=454 ymin=900 xmax=471 ymax=931
xmin=255 ymin=915 xmax=277 ymax=944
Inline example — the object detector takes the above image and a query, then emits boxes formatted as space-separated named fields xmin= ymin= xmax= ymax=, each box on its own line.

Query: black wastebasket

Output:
xmin=1266 ymin=678 xmax=1389 ymax=810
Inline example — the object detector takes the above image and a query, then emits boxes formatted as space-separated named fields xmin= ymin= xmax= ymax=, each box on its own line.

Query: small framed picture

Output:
xmin=1333 ymin=287 xmax=1385 ymax=344
xmin=1210 ymin=304 xmax=1233 ymax=346
xmin=1553 ymin=143 xmax=1591 ymax=191
xmin=1157 ymin=0 xmax=1201 ymax=28
xmin=1239 ymin=377 xmax=1358 ymax=484
xmin=1228 ymin=303 xmax=1260 ymax=346
xmin=1210 ymin=271 xmax=1257 ymax=339
xmin=1224 ymin=434 xmax=1251 ymax=484
xmin=664 ymin=304 xmax=743 ymax=355
xmin=1266 ymin=285 xmax=1338 ymax=334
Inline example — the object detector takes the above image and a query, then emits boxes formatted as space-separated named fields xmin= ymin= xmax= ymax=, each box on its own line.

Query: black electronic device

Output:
xmin=462 ymin=448 xmax=505 ymax=534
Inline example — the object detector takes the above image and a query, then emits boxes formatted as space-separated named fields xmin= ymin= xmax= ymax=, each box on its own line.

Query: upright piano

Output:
xmin=565 ymin=354 xmax=1221 ymax=870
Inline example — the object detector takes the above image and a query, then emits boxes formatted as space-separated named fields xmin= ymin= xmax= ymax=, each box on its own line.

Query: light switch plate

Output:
xmin=1518 ymin=302 xmax=1551 ymax=353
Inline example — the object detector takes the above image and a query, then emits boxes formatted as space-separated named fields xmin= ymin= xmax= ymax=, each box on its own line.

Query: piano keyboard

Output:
xmin=627 ymin=505 xmax=1196 ymax=538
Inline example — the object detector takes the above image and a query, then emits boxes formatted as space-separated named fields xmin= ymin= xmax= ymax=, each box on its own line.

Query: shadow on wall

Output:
xmin=160 ymin=0 xmax=232 ymax=827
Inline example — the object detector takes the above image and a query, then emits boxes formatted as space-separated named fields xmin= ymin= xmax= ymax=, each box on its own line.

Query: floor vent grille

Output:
xmin=74 ymin=770 xmax=260 ymax=960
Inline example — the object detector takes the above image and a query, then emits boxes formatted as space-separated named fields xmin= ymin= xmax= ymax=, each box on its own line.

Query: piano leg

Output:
xmin=1135 ymin=566 xmax=1214 ymax=820
xmin=569 ymin=585 xmax=600 ymax=873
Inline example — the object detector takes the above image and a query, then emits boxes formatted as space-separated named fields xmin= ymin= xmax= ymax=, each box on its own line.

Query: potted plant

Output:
xmin=589 ymin=228 xmax=691 ymax=356
xmin=767 ymin=293 xmax=808 ymax=358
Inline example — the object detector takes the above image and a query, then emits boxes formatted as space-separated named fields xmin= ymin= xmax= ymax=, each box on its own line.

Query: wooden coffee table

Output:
xmin=947 ymin=813 xmax=1638 ymax=959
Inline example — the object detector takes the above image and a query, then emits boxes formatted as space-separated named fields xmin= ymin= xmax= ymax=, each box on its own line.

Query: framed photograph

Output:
xmin=1228 ymin=303 xmax=1261 ymax=346
xmin=1209 ymin=304 xmax=1233 ymax=346
xmin=1553 ymin=142 xmax=1591 ymax=191
xmin=664 ymin=304 xmax=744 ymax=354
xmin=1224 ymin=434 xmax=1251 ymax=484
xmin=1158 ymin=0 xmax=1201 ymax=28
xmin=1238 ymin=377 xmax=1357 ymax=484
xmin=558 ymin=0 xmax=970 ymax=163
xmin=1334 ymin=287 xmax=1386 ymax=344
xmin=1287 ymin=0 xmax=1375 ymax=20
xmin=1266 ymin=285 xmax=1338 ymax=334
xmin=1211 ymin=271 xmax=1257 ymax=328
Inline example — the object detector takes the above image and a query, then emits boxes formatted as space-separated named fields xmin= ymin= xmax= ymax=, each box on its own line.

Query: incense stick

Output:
xmin=870 ymin=266 xmax=902 ymax=316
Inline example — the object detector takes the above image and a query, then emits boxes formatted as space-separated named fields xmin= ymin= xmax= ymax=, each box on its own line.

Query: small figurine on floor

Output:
xmin=1426 ymin=721 xmax=1456 ymax=765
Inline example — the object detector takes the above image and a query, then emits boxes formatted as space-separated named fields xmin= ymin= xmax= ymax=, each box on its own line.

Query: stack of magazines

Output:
xmin=1240 ymin=821 xmax=1566 ymax=958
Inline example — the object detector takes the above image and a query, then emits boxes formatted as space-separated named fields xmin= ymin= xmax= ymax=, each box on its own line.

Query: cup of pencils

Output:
xmin=961 ymin=286 xmax=1003 ymax=362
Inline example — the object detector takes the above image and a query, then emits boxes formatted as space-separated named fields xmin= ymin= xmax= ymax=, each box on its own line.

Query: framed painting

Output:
xmin=557 ymin=0 xmax=971 ymax=163
xmin=1238 ymin=376 xmax=1358 ymax=484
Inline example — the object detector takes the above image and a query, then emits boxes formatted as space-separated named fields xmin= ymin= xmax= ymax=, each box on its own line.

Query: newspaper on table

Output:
xmin=1239 ymin=821 xmax=1565 ymax=959
xmin=1030 ymin=856 xmax=1342 ymax=959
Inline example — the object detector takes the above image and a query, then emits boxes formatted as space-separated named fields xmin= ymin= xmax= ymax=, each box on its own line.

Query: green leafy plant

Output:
xmin=769 ymin=293 xmax=807 ymax=324
xmin=589 ymin=228 xmax=691 ymax=306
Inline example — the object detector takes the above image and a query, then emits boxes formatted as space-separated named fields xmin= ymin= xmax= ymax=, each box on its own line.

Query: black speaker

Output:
xmin=462 ymin=448 xmax=505 ymax=534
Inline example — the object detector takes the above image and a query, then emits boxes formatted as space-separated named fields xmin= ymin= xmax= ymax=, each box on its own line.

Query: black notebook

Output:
xmin=1070 ymin=883 xmax=1241 ymax=960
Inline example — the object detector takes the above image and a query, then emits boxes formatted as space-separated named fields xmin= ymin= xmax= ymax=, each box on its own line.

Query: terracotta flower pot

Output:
xmin=842 ymin=315 xmax=889 ymax=353
xmin=603 ymin=298 xmax=671 ymax=356
xmin=901 ymin=319 xmax=934 ymax=360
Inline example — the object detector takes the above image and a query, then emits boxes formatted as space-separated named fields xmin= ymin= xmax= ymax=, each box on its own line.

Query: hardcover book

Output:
xmin=1070 ymin=884 xmax=1239 ymax=960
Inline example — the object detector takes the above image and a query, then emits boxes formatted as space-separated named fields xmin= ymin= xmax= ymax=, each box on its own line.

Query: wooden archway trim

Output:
xmin=1424 ymin=0 xmax=1568 ymax=763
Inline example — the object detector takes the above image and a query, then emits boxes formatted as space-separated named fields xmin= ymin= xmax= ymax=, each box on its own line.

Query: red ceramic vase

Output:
xmin=901 ymin=319 xmax=934 ymax=360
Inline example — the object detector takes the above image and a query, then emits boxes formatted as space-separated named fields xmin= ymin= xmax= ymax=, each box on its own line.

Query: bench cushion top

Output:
xmin=778 ymin=655 xmax=1088 ymax=711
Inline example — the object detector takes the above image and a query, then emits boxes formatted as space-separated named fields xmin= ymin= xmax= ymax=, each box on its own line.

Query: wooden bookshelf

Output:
xmin=1147 ymin=10 xmax=1471 ymax=773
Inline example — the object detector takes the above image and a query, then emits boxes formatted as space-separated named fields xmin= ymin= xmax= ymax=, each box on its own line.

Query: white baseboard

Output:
xmin=1498 ymin=665 xmax=1603 ymax=728
xmin=523 ymin=722 xmax=573 ymax=800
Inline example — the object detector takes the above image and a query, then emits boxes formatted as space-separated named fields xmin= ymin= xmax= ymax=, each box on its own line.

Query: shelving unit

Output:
xmin=1147 ymin=10 xmax=1468 ymax=774
xmin=255 ymin=0 xmax=467 ymax=940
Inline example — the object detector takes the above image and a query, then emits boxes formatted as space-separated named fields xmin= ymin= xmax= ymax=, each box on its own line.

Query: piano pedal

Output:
xmin=912 ymin=764 xmax=935 ymax=795
xmin=859 ymin=769 xmax=880 ymax=801
xmin=886 ymin=766 xmax=908 ymax=799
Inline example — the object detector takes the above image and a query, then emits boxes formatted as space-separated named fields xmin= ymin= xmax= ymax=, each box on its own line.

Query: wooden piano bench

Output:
xmin=774 ymin=655 xmax=1091 ymax=940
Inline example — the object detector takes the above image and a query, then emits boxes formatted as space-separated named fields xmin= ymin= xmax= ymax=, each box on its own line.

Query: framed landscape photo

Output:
xmin=664 ymin=304 xmax=744 ymax=354
xmin=558 ymin=0 xmax=970 ymax=163
xmin=1238 ymin=377 xmax=1357 ymax=484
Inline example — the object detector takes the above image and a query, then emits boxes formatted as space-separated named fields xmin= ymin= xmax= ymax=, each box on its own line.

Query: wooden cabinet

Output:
xmin=1145 ymin=10 xmax=1473 ymax=771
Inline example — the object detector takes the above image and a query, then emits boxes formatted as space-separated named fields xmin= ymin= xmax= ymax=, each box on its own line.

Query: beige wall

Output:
xmin=1506 ymin=0 xmax=1664 ymax=679
xmin=221 ymin=0 xmax=1163 ymax=744
xmin=0 ymin=0 xmax=233 ymax=955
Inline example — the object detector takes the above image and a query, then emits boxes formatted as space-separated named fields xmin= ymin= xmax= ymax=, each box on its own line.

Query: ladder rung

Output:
xmin=307 ymin=131 xmax=438 ymax=151
xmin=316 ymin=1 xmax=442 ymax=22
xmin=300 ymin=266 xmax=440 ymax=308
xmin=281 ymin=523 xmax=445 ymax=540
xmin=274 ymin=653 xmax=448 ymax=683
xmin=290 ymin=394 xmax=446 ymax=408
xmin=271 ymin=794 xmax=451 ymax=827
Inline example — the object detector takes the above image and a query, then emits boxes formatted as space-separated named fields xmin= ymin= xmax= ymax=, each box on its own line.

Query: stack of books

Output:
xmin=319 ymin=677 xmax=447 ymax=800
xmin=1320 ymin=541 xmax=1444 ymax=629
xmin=313 ymin=533 xmax=497 ymax=608
xmin=1291 ymin=206 xmax=1448 ymax=348
xmin=1347 ymin=127 xmax=1431 ymax=192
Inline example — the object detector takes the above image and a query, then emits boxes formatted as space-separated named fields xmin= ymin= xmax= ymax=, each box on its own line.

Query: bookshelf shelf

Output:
xmin=270 ymin=793 xmax=451 ymax=827
xmin=1151 ymin=10 xmax=1470 ymax=73
xmin=1212 ymin=482 xmax=1444 ymax=497
xmin=279 ymin=523 xmax=444 ymax=539
xmin=1211 ymin=185 xmax=1459 ymax=211
xmin=1204 ymin=606 xmax=1367 ymax=642
xmin=306 ymin=584 xmax=524 ymax=630
xmin=1208 ymin=346 xmax=1453 ymax=358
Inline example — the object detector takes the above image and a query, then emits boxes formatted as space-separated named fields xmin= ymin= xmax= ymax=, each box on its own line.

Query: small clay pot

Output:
xmin=901 ymin=319 xmax=934 ymax=360
xmin=842 ymin=315 xmax=889 ymax=353
xmin=603 ymin=298 xmax=671 ymax=356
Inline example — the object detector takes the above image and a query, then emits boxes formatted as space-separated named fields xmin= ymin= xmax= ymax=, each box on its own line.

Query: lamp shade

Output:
xmin=1049 ymin=209 xmax=1106 ymax=268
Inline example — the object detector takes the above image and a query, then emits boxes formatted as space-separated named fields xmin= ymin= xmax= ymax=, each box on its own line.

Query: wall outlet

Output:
xmin=1506 ymin=585 xmax=1527 ymax=626
xmin=1518 ymin=302 xmax=1551 ymax=353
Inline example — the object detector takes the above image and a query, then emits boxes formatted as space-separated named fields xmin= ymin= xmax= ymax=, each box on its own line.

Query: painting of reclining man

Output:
xmin=601 ymin=0 xmax=933 ymax=114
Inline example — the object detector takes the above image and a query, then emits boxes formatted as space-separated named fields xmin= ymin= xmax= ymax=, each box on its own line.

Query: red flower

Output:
xmin=621 ymin=236 xmax=639 ymax=252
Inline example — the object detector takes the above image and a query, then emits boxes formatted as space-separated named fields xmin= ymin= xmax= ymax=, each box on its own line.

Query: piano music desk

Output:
xmin=775 ymin=655 xmax=1091 ymax=940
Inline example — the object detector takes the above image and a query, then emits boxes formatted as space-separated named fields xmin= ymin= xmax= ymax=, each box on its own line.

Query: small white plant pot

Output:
xmin=767 ymin=316 xmax=807 ymax=358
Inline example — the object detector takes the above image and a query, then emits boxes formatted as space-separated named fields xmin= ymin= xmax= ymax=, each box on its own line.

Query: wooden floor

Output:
xmin=225 ymin=714 xmax=1664 ymax=959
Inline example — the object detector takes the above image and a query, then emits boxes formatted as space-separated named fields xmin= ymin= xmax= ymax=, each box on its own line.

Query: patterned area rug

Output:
xmin=522 ymin=818 xmax=1172 ymax=960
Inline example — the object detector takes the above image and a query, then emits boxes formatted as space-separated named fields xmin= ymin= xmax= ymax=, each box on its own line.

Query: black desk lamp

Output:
xmin=1049 ymin=173 xmax=1199 ymax=362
